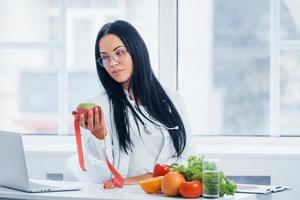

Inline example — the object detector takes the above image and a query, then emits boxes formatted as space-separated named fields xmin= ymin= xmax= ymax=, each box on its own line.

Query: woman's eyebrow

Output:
xmin=100 ymin=45 xmax=124 ymax=54
xmin=113 ymin=45 xmax=124 ymax=51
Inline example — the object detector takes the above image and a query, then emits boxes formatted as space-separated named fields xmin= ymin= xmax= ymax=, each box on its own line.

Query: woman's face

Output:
xmin=99 ymin=34 xmax=133 ymax=89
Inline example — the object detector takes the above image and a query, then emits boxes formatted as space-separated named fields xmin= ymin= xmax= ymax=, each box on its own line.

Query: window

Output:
xmin=0 ymin=0 xmax=60 ymax=134
xmin=0 ymin=0 xmax=159 ymax=135
xmin=279 ymin=0 xmax=300 ymax=135
xmin=3 ymin=0 xmax=298 ymax=137
xmin=178 ymin=0 xmax=300 ymax=136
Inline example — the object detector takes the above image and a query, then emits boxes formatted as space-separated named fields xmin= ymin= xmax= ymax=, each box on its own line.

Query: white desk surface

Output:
xmin=0 ymin=180 xmax=256 ymax=200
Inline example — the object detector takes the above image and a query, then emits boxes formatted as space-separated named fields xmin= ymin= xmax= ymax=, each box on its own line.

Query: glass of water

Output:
xmin=202 ymin=159 xmax=220 ymax=198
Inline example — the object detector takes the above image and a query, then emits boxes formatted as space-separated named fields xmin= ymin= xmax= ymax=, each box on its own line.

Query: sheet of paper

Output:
xmin=236 ymin=184 xmax=292 ymax=194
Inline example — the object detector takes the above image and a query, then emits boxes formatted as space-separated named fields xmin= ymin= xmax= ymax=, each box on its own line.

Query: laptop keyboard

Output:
xmin=29 ymin=181 xmax=58 ymax=191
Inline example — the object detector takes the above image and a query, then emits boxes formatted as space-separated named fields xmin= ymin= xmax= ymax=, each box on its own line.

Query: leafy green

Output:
xmin=170 ymin=156 xmax=203 ymax=181
xmin=203 ymin=160 xmax=217 ymax=171
xmin=170 ymin=155 xmax=237 ymax=197
xmin=220 ymin=172 xmax=237 ymax=197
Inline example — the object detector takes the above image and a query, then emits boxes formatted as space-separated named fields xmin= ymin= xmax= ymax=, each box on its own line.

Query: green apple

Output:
xmin=78 ymin=103 xmax=98 ymax=110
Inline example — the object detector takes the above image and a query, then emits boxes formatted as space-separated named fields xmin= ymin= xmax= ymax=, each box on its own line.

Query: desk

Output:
xmin=0 ymin=181 xmax=256 ymax=200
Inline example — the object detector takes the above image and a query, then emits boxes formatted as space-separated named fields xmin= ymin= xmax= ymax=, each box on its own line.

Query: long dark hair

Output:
xmin=95 ymin=20 xmax=186 ymax=157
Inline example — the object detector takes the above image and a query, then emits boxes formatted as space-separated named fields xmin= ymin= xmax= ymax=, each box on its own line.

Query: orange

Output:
xmin=139 ymin=176 xmax=163 ymax=194
xmin=161 ymin=172 xmax=185 ymax=197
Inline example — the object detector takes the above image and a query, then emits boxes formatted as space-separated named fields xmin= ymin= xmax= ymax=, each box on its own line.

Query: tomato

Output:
xmin=161 ymin=172 xmax=185 ymax=197
xmin=153 ymin=163 xmax=170 ymax=177
xmin=179 ymin=181 xmax=203 ymax=198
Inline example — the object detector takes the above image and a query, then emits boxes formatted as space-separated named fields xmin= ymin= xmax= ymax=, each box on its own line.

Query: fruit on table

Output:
xmin=139 ymin=176 xmax=164 ymax=194
xmin=161 ymin=172 xmax=185 ymax=197
xmin=153 ymin=164 xmax=170 ymax=177
xmin=179 ymin=181 xmax=203 ymax=198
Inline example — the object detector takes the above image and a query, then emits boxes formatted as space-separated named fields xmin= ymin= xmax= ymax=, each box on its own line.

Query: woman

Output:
xmin=79 ymin=20 xmax=193 ymax=184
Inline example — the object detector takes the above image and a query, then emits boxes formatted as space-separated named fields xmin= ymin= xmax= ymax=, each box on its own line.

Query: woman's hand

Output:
xmin=124 ymin=172 xmax=153 ymax=185
xmin=79 ymin=106 xmax=107 ymax=140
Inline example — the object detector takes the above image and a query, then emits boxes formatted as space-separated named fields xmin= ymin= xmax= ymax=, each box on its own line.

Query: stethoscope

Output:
xmin=135 ymin=106 xmax=179 ymax=135
xmin=143 ymin=122 xmax=179 ymax=135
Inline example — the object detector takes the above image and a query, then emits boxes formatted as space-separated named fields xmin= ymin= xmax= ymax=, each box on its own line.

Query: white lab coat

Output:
xmin=82 ymin=89 xmax=193 ymax=183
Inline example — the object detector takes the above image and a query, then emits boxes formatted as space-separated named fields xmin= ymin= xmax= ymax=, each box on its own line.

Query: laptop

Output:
xmin=0 ymin=130 xmax=83 ymax=193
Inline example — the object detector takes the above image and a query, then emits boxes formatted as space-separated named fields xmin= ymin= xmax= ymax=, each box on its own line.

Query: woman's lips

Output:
xmin=112 ymin=69 xmax=125 ymax=75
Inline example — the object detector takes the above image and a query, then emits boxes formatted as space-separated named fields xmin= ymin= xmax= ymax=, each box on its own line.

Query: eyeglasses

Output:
xmin=97 ymin=48 xmax=128 ymax=68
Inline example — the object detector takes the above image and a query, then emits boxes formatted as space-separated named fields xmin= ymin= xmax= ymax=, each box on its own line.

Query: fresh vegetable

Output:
xmin=153 ymin=164 xmax=170 ymax=177
xmin=170 ymin=156 xmax=203 ymax=181
xmin=161 ymin=172 xmax=185 ymax=197
xmin=170 ymin=156 xmax=236 ymax=197
xmin=220 ymin=172 xmax=236 ymax=197
xmin=179 ymin=181 xmax=202 ymax=198
xmin=139 ymin=176 xmax=163 ymax=194
xmin=203 ymin=159 xmax=218 ymax=171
